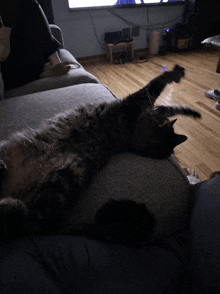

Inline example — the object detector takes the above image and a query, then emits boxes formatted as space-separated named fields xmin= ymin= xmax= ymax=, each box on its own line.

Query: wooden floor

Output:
xmin=81 ymin=48 xmax=220 ymax=181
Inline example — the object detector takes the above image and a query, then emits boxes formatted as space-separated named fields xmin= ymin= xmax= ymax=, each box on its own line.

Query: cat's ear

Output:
xmin=159 ymin=119 xmax=177 ymax=128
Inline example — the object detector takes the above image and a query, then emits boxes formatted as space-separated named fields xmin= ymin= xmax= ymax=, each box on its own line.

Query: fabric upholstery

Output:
xmin=73 ymin=152 xmax=190 ymax=239
xmin=0 ymin=235 xmax=190 ymax=294
xmin=4 ymin=49 xmax=99 ymax=99
xmin=0 ymin=83 xmax=116 ymax=140
xmin=190 ymin=176 xmax=220 ymax=293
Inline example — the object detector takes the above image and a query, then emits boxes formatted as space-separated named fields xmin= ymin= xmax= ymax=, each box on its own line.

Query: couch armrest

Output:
xmin=50 ymin=24 xmax=64 ymax=49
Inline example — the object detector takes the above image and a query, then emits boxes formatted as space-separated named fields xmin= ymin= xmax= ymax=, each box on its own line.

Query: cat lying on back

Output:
xmin=0 ymin=65 xmax=201 ymax=244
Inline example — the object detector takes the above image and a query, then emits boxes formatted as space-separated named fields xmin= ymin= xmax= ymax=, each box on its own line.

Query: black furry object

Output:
xmin=94 ymin=199 xmax=156 ymax=246
xmin=67 ymin=200 xmax=156 ymax=247
xmin=0 ymin=198 xmax=29 ymax=241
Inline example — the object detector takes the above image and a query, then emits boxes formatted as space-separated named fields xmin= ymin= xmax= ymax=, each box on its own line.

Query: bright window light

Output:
xmin=68 ymin=0 xmax=182 ymax=9
xmin=69 ymin=0 xmax=115 ymax=8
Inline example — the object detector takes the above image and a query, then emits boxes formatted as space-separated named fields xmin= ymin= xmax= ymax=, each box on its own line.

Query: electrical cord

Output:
xmin=88 ymin=10 xmax=107 ymax=51
xmin=108 ymin=9 xmax=149 ymax=31
xmin=88 ymin=7 xmax=184 ymax=62
xmin=108 ymin=8 xmax=183 ymax=31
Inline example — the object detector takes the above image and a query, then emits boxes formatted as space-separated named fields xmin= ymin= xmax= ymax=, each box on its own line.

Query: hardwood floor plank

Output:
xmin=82 ymin=49 xmax=220 ymax=180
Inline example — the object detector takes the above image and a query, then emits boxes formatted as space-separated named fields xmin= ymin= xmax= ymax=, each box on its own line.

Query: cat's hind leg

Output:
xmin=0 ymin=197 xmax=29 ymax=242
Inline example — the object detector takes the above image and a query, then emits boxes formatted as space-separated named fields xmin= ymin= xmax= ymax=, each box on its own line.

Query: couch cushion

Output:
xmin=72 ymin=152 xmax=190 ymax=239
xmin=190 ymin=177 xmax=220 ymax=293
xmin=0 ymin=83 xmax=117 ymax=140
xmin=4 ymin=49 xmax=99 ymax=99
xmin=0 ymin=235 xmax=190 ymax=294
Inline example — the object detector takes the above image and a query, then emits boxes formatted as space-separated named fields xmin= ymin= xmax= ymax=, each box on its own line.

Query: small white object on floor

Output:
xmin=187 ymin=175 xmax=201 ymax=185
xmin=204 ymin=89 xmax=220 ymax=101
xmin=215 ymin=101 xmax=220 ymax=111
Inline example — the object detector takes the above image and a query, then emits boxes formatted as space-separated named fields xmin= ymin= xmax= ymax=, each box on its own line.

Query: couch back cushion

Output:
xmin=72 ymin=152 xmax=190 ymax=239
xmin=4 ymin=49 xmax=100 ymax=99
xmin=0 ymin=83 xmax=117 ymax=140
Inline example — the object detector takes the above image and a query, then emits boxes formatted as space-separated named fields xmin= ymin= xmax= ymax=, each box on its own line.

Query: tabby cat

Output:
xmin=0 ymin=65 xmax=201 ymax=244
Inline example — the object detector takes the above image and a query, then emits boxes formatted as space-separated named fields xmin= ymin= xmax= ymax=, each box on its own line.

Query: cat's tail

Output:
xmin=154 ymin=105 xmax=201 ymax=119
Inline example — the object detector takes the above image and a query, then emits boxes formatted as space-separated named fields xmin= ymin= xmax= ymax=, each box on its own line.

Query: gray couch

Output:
xmin=1 ymin=26 xmax=218 ymax=294
xmin=2 ymin=25 xmax=99 ymax=99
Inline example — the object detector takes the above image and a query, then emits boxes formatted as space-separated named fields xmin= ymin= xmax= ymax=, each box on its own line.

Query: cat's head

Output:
xmin=133 ymin=112 xmax=187 ymax=158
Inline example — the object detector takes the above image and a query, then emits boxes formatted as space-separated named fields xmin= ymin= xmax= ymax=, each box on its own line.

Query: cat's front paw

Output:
xmin=172 ymin=64 xmax=185 ymax=83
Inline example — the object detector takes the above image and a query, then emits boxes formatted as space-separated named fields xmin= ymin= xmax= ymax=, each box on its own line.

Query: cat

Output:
xmin=0 ymin=64 xmax=201 ymax=244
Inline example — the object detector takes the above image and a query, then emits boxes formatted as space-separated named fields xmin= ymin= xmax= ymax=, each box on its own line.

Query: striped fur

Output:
xmin=0 ymin=64 xmax=201 ymax=243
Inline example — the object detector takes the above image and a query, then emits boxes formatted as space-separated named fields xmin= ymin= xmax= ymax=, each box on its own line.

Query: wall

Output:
xmin=52 ymin=0 xmax=185 ymax=58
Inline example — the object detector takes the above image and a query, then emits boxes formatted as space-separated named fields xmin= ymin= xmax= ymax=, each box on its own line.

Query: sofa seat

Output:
xmin=0 ymin=234 xmax=191 ymax=294
xmin=0 ymin=83 xmax=116 ymax=140
xmin=3 ymin=49 xmax=100 ymax=99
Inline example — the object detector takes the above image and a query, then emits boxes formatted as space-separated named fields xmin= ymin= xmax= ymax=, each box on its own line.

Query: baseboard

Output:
xmin=77 ymin=54 xmax=107 ymax=63
xmin=78 ymin=48 xmax=149 ymax=64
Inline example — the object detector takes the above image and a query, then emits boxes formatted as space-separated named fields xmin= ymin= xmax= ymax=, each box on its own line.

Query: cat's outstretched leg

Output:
xmin=154 ymin=105 xmax=201 ymax=119
xmin=123 ymin=64 xmax=185 ymax=108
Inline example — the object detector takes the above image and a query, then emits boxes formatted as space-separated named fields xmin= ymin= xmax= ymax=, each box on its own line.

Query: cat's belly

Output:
xmin=0 ymin=147 xmax=77 ymax=201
